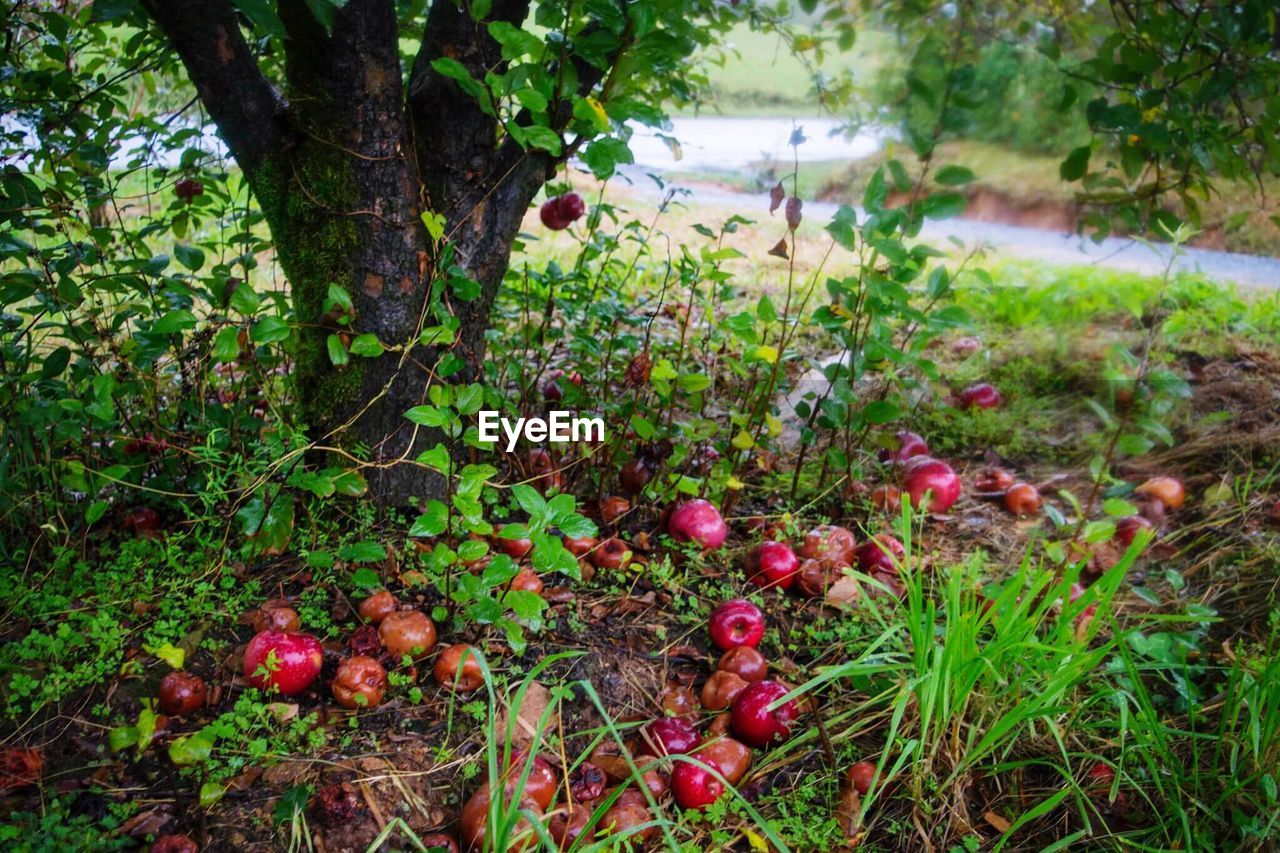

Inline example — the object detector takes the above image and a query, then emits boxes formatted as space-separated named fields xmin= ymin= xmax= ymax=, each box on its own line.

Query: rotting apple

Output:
xmin=251 ymin=602 xmax=300 ymax=634
xmin=331 ymin=655 xmax=388 ymax=710
xmin=562 ymin=535 xmax=597 ymax=560
xmin=619 ymin=459 xmax=653 ymax=496
xmin=598 ymin=796 xmax=655 ymax=843
xmin=503 ymin=749 xmax=559 ymax=811
xmin=158 ymin=671 xmax=207 ymax=717
xmin=796 ymin=524 xmax=857 ymax=565
xmin=243 ymin=630 xmax=323 ymax=696
xmin=730 ymin=680 xmax=800 ymax=748
xmin=855 ymin=534 xmax=906 ymax=575
xmin=357 ymin=590 xmax=398 ymax=625
xmin=958 ymin=382 xmax=1002 ymax=409
xmin=902 ymin=457 xmax=961 ymax=513
xmin=1115 ymin=515 xmax=1154 ymax=547
xmin=434 ymin=644 xmax=485 ymax=692
xmin=643 ymin=716 xmax=701 ymax=755
xmin=1135 ymin=476 xmax=1185 ymax=509
xmin=378 ymin=610 xmax=437 ymax=662
xmin=794 ymin=558 xmax=841 ymax=598
xmin=708 ymin=599 xmax=765 ymax=651
xmin=599 ymin=496 xmax=630 ymax=525
xmin=1004 ymin=482 xmax=1042 ymax=516
xmin=150 ymin=835 xmax=199 ymax=853
xmin=847 ymin=761 xmax=879 ymax=795
xmin=745 ymin=540 xmax=799 ymax=590
xmin=459 ymin=783 xmax=542 ymax=852
xmin=951 ymin=336 xmax=982 ymax=356
xmin=870 ymin=486 xmax=902 ymax=513
xmin=717 ymin=646 xmax=767 ymax=683
xmin=667 ymin=499 xmax=728 ymax=550
xmin=568 ymin=762 xmax=606 ymax=802
xmin=494 ymin=535 xmax=534 ymax=560
xmin=660 ymin=681 xmax=698 ymax=718
xmin=700 ymin=671 xmax=748 ymax=711
xmin=695 ymin=737 xmax=752 ymax=785
xmin=973 ymin=467 xmax=1015 ymax=493
xmin=509 ymin=568 xmax=545 ymax=595
xmin=591 ymin=537 xmax=631 ymax=570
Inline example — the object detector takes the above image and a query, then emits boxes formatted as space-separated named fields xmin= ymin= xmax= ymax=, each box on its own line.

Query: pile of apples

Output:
xmin=446 ymin=597 xmax=803 ymax=850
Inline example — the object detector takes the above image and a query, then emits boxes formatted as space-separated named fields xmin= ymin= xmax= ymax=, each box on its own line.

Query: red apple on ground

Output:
xmin=695 ymin=737 xmax=752 ymax=785
xmin=434 ymin=644 xmax=485 ymax=692
xmin=508 ymin=568 xmax=545 ymax=595
xmin=1134 ymin=476 xmax=1185 ymax=509
xmin=879 ymin=430 xmax=929 ymax=465
xmin=619 ymin=459 xmax=653 ymax=495
xmin=718 ymin=645 xmax=768 ymax=683
xmin=331 ymin=655 xmax=388 ymax=709
xmin=591 ymin=537 xmax=632 ymax=570
xmin=1004 ymin=482 xmax=1042 ymax=516
xmin=158 ymin=671 xmax=207 ymax=717
xmin=643 ymin=717 xmax=701 ymax=755
xmin=358 ymin=590 xmax=398 ymax=624
xmin=494 ymin=535 xmax=533 ymax=560
xmin=847 ymin=761 xmax=879 ymax=795
xmin=700 ymin=671 xmax=748 ymax=711
xmin=870 ymin=486 xmax=901 ymax=512
xmin=973 ymin=467 xmax=1015 ymax=493
xmin=243 ymin=631 xmax=323 ymax=696
xmin=667 ymin=499 xmax=728 ymax=550
xmin=708 ymin=599 xmax=764 ymax=651
xmin=902 ymin=457 xmax=961 ymax=513
xmin=378 ymin=610 xmax=437 ymax=662
xmin=730 ymin=680 xmax=800 ymax=748
xmin=958 ymin=382 xmax=1002 ymax=409
xmin=599 ymin=496 xmax=630 ymax=525
xmin=745 ymin=540 xmax=799 ymax=590
xmin=1115 ymin=515 xmax=1154 ymax=547
xmin=855 ymin=534 xmax=906 ymax=574
xmin=796 ymin=524 xmax=857 ymax=564
xmin=671 ymin=760 xmax=725 ymax=810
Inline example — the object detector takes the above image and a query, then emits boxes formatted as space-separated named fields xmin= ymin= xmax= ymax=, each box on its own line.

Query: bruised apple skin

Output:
xmin=251 ymin=602 xmax=301 ymax=634
xmin=796 ymin=525 xmax=857 ymax=565
xmin=718 ymin=645 xmax=767 ymax=683
xmin=855 ymin=534 xmax=906 ymax=575
xmin=434 ymin=644 xmax=485 ymax=692
xmin=1134 ymin=476 xmax=1185 ymax=509
xmin=331 ymin=655 xmax=388 ymax=709
xmin=357 ymin=590 xmax=398 ymax=625
xmin=459 ymin=783 xmax=542 ymax=852
xmin=695 ymin=737 xmax=752 ymax=785
xmin=591 ymin=537 xmax=632 ymax=570
xmin=1004 ymin=482 xmax=1042 ymax=516
xmin=158 ymin=671 xmax=207 ymax=717
xmin=243 ymin=631 xmax=323 ymax=696
xmin=700 ymin=671 xmax=748 ymax=711
xmin=378 ymin=610 xmax=437 ymax=662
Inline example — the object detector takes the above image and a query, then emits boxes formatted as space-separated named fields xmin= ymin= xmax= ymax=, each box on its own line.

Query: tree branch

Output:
xmin=141 ymin=0 xmax=287 ymax=172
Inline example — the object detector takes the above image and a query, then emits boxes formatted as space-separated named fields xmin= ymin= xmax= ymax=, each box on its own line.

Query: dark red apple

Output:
xmin=667 ymin=499 xmax=727 ymax=550
xmin=619 ymin=459 xmax=653 ymax=496
xmin=730 ymin=680 xmax=799 ymax=748
xmin=378 ymin=610 xmax=437 ymax=662
xmin=855 ymin=534 xmax=905 ymax=574
xmin=879 ymin=430 xmax=929 ymax=465
xmin=509 ymin=568 xmax=544 ymax=595
xmin=358 ymin=590 xmax=398 ymax=624
xmin=1115 ymin=515 xmax=1154 ymax=547
xmin=150 ymin=835 xmax=198 ymax=853
xmin=243 ymin=630 xmax=323 ymax=696
xmin=557 ymin=192 xmax=586 ymax=222
xmin=745 ymin=540 xmax=799 ymax=590
xmin=902 ymin=457 xmax=961 ymax=513
xmin=718 ymin=645 xmax=768 ymax=683
xmin=540 ymin=199 xmax=569 ymax=230
xmin=591 ymin=537 xmax=631 ymax=570
xmin=158 ymin=671 xmax=207 ymax=716
xmin=494 ymin=535 xmax=533 ymax=560
xmin=671 ymin=760 xmax=724 ymax=810
xmin=174 ymin=177 xmax=203 ymax=200
xmin=847 ymin=761 xmax=879 ymax=795
xmin=434 ymin=644 xmax=485 ymax=692
xmin=700 ymin=671 xmax=748 ymax=711
xmin=973 ymin=467 xmax=1015 ymax=493
xmin=958 ymin=382 xmax=1001 ymax=409
xmin=122 ymin=506 xmax=162 ymax=535
xmin=708 ymin=599 xmax=764 ymax=651
xmin=643 ymin=716 xmax=701 ymax=755
xmin=599 ymin=496 xmax=630 ymax=525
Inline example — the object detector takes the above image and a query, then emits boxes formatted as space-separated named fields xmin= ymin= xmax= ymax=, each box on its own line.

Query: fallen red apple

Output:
xmin=150 ymin=835 xmax=198 ymax=853
xmin=879 ymin=430 xmax=929 ymax=465
xmin=569 ymin=761 xmax=607 ymax=802
xmin=671 ymin=760 xmax=725 ymax=810
xmin=973 ymin=467 xmax=1015 ymax=493
xmin=591 ymin=537 xmax=632 ymax=570
xmin=700 ymin=671 xmax=748 ymax=711
xmin=643 ymin=716 xmax=701 ymax=755
xmin=494 ymin=535 xmax=534 ymax=560
xmin=951 ymin=336 xmax=982 ymax=356
xmin=661 ymin=681 xmax=698 ymax=718
xmin=718 ymin=645 xmax=767 ymax=683
xmin=599 ymin=496 xmax=630 ymax=525
xmin=243 ymin=630 xmax=323 ymax=696
xmin=459 ymin=783 xmax=542 ymax=852
xmin=796 ymin=524 xmax=857 ymax=565
xmin=667 ymin=499 xmax=728 ymax=550
xmin=434 ymin=644 xmax=485 ymax=692
xmin=331 ymin=655 xmax=388 ymax=709
xmin=157 ymin=671 xmax=207 ymax=717
xmin=855 ymin=534 xmax=905 ymax=575
xmin=958 ymin=382 xmax=1002 ymax=409
xmin=378 ymin=610 xmax=437 ymax=662
xmin=503 ymin=750 xmax=559 ymax=811
xmin=745 ymin=540 xmax=799 ymax=590
xmin=1115 ymin=514 xmax=1154 ymax=547
xmin=730 ymin=680 xmax=799 ymax=748
xmin=417 ymin=833 xmax=460 ymax=853
xmin=509 ymin=568 xmax=545 ymax=595
xmin=870 ymin=486 xmax=902 ymax=512
xmin=902 ymin=457 xmax=961 ymax=513
xmin=357 ymin=590 xmax=398 ymax=625
xmin=619 ymin=459 xmax=653 ymax=496
xmin=847 ymin=761 xmax=879 ymax=795
xmin=708 ymin=599 xmax=765 ymax=651
xmin=1004 ymin=482 xmax=1042 ymax=516
xmin=695 ymin=737 xmax=752 ymax=785
xmin=1134 ymin=476 xmax=1185 ymax=509
xmin=794 ymin=558 xmax=840 ymax=598
xmin=251 ymin=602 xmax=301 ymax=634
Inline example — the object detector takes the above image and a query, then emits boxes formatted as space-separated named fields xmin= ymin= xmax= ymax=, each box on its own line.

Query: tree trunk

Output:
xmin=144 ymin=0 xmax=563 ymax=505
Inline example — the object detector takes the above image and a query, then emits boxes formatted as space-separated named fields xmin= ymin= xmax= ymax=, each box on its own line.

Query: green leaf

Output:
xmin=199 ymin=781 xmax=226 ymax=808
xmin=152 ymin=310 xmax=198 ymax=335
xmin=405 ymin=406 xmax=448 ymax=427
xmin=338 ymin=541 xmax=386 ymax=562
xmin=174 ymin=243 xmax=205 ymax=271
xmin=921 ymin=192 xmax=966 ymax=220
xmin=1060 ymin=145 xmax=1091 ymax=181
xmin=934 ymin=165 xmax=975 ymax=186
xmin=251 ymin=316 xmax=290 ymax=344
xmin=327 ymin=334 xmax=349 ymax=366
xmin=421 ymin=211 xmax=446 ymax=242
xmin=409 ymin=500 xmax=449 ymax=538
xmin=85 ymin=500 xmax=108 ymax=525
xmin=108 ymin=725 xmax=139 ymax=752
xmin=214 ymin=327 xmax=242 ymax=363
xmin=231 ymin=0 xmax=287 ymax=37
xmin=348 ymin=333 xmax=384 ymax=357
xmin=581 ymin=138 xmax=633 ymax=180
xmin=415 ymin=443 xmax=452 ymax=474
xmin=863 ymin=400 xmax=900 ymax=424
xmin=512 ymin=484 xmax=547 ymax=520
xmin=143 ymin=641 xmax=186 ymax=671
xmin=350 ymin=567 xmax=381 ymax=590
xmin=168 ymin=729 xmax=216 ymax=766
